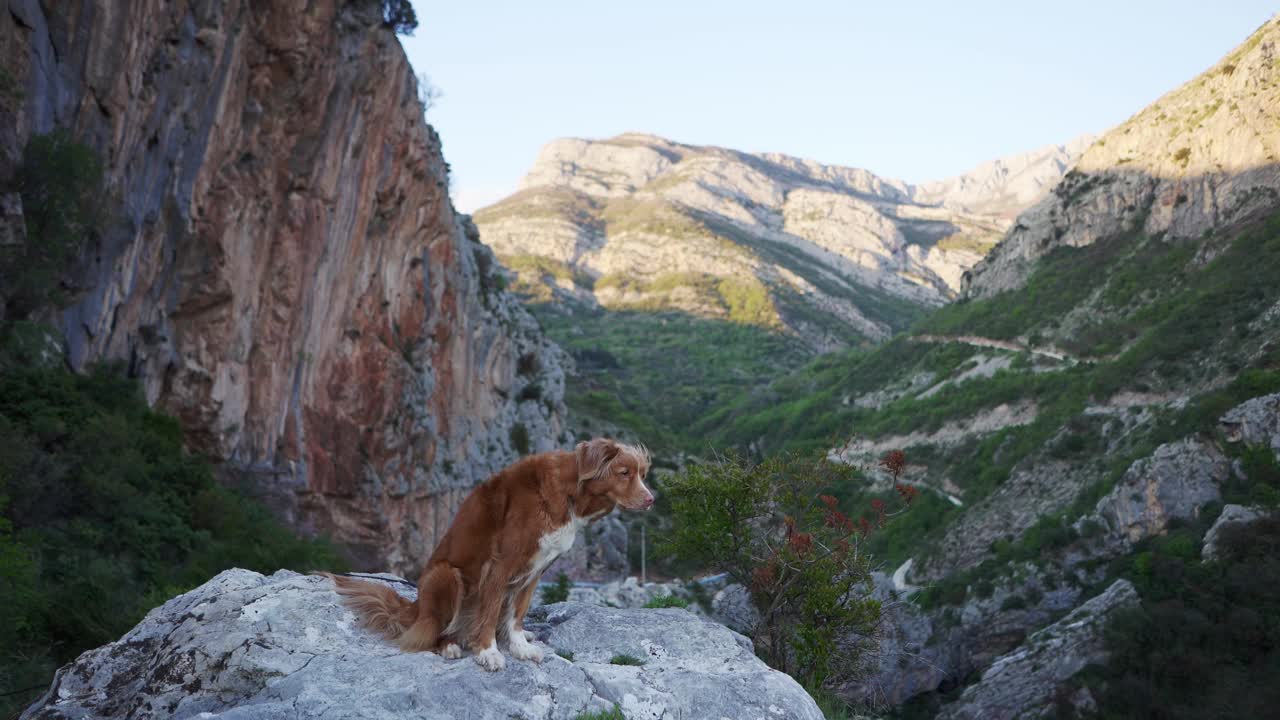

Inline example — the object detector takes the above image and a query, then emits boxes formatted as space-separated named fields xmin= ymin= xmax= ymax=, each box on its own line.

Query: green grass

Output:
xmin=714 ymin=212 xmax=1280 ymax=455
xmin=572 ymin=705 xmax=625 ymax=720
xmin=595 ymin=271 xmax=780 ymax=327
xmin=641 ymin=594 xmax=690 ymax=609
xmin=699 ymin=210 xmax=1280 ymax=570
xmin=920 ymin=227 xmax=1145 ymax=343
xmin=499 ymin=254 xmax=594 ymax=299
xmin=609 ymin=653 xmax=646 ymax=666
xmin=473 ymin=186 xmax=601 ymax=225
xmin=556 ymin=648 xmax=575 ymax=661
xmin=935 ymin=232 xmax=1002 ymax=254
xmin=531 ymin=306 xmax=811 ymax=453
xmin=541 ymin=572 xmax=572 ymax=604
xmin=698 ymin=212 xmax=929 ymax=334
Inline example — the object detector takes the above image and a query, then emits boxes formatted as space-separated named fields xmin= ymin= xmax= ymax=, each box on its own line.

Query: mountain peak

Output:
xmin=967 ymin=16 xmax=1280 ymax=296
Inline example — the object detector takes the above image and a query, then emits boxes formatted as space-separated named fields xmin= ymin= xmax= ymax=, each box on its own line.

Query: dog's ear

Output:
xmin=576 ymin=438 xmax=621 ymax=483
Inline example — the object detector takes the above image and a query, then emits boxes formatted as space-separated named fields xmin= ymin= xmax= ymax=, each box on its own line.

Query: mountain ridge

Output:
xmin=477 ymin=131 xmax=1089 ymax=351
xmin=966 ymin=16 xmax=1280 ymax=296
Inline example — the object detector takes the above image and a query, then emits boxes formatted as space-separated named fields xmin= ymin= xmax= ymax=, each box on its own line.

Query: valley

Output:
xmin=478 ymin=133 xmax=1088 ymax=453
xmin=479 ymin=13 xmax=1280 ymax=718
xmin=3 ymin=0 xmax=1278 ymax=717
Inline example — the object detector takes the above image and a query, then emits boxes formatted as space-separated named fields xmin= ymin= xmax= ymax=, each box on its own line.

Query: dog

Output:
xmin=324 ymin=437 xmax=653 ymax=671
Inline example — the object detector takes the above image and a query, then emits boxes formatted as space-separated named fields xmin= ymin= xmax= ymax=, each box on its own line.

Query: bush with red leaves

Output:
xmin=659 ymin=450 xmax=912 ymax=692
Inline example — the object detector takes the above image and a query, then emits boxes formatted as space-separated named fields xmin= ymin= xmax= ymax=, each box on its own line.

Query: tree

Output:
xmin=416 ymin=73 xmax=442 ymax=114
xmin=659 ymin=450 xmax=913 ymax=691
xmin=381 ymin=0 xmax=417 ymax=35
xmin=3 ymin=130 xmax=105 ymax=317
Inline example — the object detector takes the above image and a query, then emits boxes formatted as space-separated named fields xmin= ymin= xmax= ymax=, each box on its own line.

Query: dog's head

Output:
xmin=576 ymin=438 xmax=654 ymax=511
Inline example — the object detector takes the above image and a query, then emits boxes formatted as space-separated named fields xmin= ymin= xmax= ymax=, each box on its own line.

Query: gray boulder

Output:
xmin=937 ymin=579 xmax=1139 ymax=720
xmin=1219 ymin=392 xmax=1280 ymax=458
xmin=711 ymin=583 xmax=760 ymax=636
xmin=838 ymin=573 xmax=954 ymax=708
xmin=23 ymin=569 xmax=820 ymax=720
xmin=1202 ymin=504 xmax=1270 ymax=560
xmin=526 ymin=603 xmax=820 ymax=720
xmin=1094 ymin=438 xmax=1229 ymax=545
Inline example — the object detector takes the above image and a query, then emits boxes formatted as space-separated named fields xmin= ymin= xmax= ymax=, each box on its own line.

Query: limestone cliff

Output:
xmin=0 ymin=0 xmax=567 ymax=573
xmin=966 ymin=15 xmax=1280 ymax=297
xmin=476 ymin=133 xmax=1085 ymax=350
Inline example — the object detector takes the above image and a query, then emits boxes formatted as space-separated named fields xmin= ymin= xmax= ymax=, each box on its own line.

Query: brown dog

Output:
xmin=325 ymin=437 xmax=653 ymax=670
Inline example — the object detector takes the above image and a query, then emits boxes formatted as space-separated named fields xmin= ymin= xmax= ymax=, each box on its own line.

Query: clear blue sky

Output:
xmin=399 ymin=2 xmax=1277 ymax=212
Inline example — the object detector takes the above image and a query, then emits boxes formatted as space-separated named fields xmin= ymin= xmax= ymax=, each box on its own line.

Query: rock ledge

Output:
xmin=22 ymin=570 xmax=820 ymax=720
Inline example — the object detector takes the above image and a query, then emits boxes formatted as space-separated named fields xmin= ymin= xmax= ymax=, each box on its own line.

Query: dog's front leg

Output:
xmin=503 ymin=581 xmax=543 ymax=663
xmin=470 ymin=559 xmax=512 ymax=671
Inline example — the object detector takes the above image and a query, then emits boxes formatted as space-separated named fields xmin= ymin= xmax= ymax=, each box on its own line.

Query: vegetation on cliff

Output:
xmin=1 ymin=130 xmax=104 ymax=318
xmin=0 ymin=357 xmax=344 ymax=715
xmin=1082 ymin=515 xmax=1280 ymax=718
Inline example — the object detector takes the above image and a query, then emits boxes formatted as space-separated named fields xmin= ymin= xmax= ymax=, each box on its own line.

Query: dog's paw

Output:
xmin=474 ymin=644 xmax=505 ymax=672
xmin=440 ymin=642 xmax=462 ymax=660
xmin=509 ymin=634 xmax=543 ymax=663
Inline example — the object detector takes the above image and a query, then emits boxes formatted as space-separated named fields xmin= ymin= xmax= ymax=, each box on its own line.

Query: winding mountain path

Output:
xmin=912 ymin=334 xmax=1080 ymax=363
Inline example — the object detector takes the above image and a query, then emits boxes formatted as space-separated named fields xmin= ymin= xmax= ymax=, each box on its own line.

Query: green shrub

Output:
xmin=509 ymin=422 xmax=531 ymax=455
xmin=380 ymin=0 xmax=417 ymax=34
xmin=916 ymin=576 xmax=968 ymax=610
xmin=609 ymin=653 xmax=645 ymax=666
xmin=659 ymin=451 xmax=891 ymax=689
xmin=1235 ymin=445 xmax=1280 ymax=507
xmin=541 ymin=572 xmax=572 ymax=604
xmin=1088 ymin=517 xmax=1280 ymax=718
xmin=535 ymin=308 xmax=810 ymax=454
xmin=975 ymin=579 xmax=995 ymax=599
xmin=4 ymin=130 xmax=105 ymax=317
xmin=555 ymin=648 xmax=575 ymax=661
xmin=1000 ymin=594 xmax=1027 ymax=611
xmin=518 ymin=383 xmax=542 ymax=402
xmin=642 ymin=594 xmax=689 ymax=609
xmin=0 ymin=364 xmax=344 ymax=716
xmin=0 ymin=66 xmax=22 ymax=108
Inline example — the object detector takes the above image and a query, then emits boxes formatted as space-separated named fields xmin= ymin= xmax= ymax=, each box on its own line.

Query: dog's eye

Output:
xmin=619 ymin=468 xmax=629 ymax=475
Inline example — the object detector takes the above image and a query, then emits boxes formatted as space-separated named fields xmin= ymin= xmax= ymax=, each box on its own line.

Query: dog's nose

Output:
xmin=642 ymin=493 xmax=655 ymax=509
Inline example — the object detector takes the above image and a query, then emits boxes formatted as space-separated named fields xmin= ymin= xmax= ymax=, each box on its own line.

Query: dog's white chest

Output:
xmin=540 ymin=520 xmax=579 ymax=558
xmin=531 ymin=518 xmax=582 ymax=574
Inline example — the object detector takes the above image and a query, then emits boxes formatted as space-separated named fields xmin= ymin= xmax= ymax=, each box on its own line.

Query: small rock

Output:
xmin=1219 ymin=392 xmax=1280 ymax=459
xmin=1202 ymin=504 xmax=1269 ymax=560
xmin=710 ymin=583 xmax=759 ymax=635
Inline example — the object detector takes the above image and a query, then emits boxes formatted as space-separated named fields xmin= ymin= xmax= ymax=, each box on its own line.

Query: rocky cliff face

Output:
xmin=935 ymin=580 xmax=1139 ymax=720
xmin=966 ymin=16 xmax=1280 ymax=297
xmin=476 ymin=133 xmax=1085 ymax=349
xmin=1 ymin=0 xmax=567 ymax=573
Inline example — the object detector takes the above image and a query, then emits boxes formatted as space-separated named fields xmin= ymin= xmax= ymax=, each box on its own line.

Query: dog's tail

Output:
xmin=319 ymin=573 xmax=418 ymax=641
